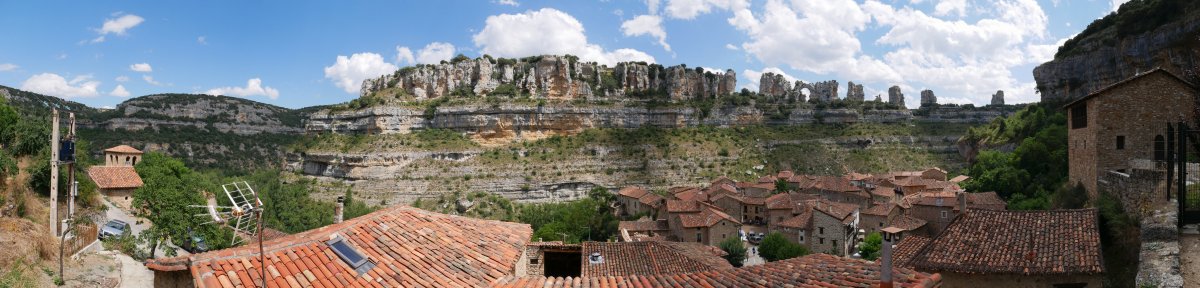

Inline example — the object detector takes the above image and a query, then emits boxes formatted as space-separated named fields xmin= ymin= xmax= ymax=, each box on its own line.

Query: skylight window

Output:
xmin=328 ymin=235 xmax=374 ymax=274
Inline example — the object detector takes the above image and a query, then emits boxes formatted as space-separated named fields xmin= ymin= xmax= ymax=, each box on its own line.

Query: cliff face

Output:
xmin=1034 ymin=15 xmax=1200 ymax=104
xmin=756 ymin=72 xmax=841 ymax=102
xmin=96 ymin=94 xmax=305 ymax=135
xmin=360 ymin=55 xmax=737 ymax=101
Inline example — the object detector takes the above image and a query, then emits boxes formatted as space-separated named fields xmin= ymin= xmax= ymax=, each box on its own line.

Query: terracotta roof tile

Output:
xmin=665 ymin=200 xmax=702 ymax=213
xmin=891 ymin=215 xmax=928 ymax=231
xmin=618 ymin=186 xmax=650 ymax=199
xmin=776 ymin=209 xmax=812 ymax=229
xmin=492 ymin=254 xmax=942 ymax=287
xmin=637 ymin=193 xmax=665 ymax=208
xmin=862 ymin=202 xmax=896 ymax=216
xmin=618 ymin=220 xmax=670 ymax=232
xmin=104 ymin=145 xmax=144 ymax=154
xmin=949 ymin=175 xmax=970 ymax=183
xmin=678 ymin=207 xmax=739 ymax=228
xmin=580 ymin=241 xmax=733 ymax=277
xmin=812 ymin=176 xmax=860 ymax=193
xmin=764 ymin=193 xmax=792 ymax=210
xmin=907 ymin=208 xmax=1104 ymax=275
xmin=966 ymin=192 xmax=1007 ymax=210
xmin=892 ymin=235 xmax=932 ymax=268
xmin=153 ymin=206 xmax=532 ymax=288
xmin=86 ymin=166 xmax=144 ymax=189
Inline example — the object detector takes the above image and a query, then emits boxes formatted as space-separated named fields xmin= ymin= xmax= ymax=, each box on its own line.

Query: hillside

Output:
xmin=1034 ymin=0 xmax=1200 ymax=103
xmin=0 ymin=86 xmax=314 ymax=171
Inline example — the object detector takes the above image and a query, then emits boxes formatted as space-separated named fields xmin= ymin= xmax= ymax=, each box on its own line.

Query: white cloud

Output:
xmin=417 ymin=42 xmax=456 ymax=64
xmin=205 ymin=78 xmax=280 ymax=100
xmin=115 ymin=75 xmax=129 ymax=82
xmin=91 ymin=14 xmax=144 ymax=43
xmin=143 ymin=75 xmax=165 ymax=86
xmin=129 ymin=63 xmax=153 ymax=72
xmin=1110 ymin=0 xmax=1131 ymax=12
xmin=109 ymin=84 xmax=131 ymax=97
xmin=933 ymin=0 xmax=967 ymax=17
xmin=0 ymin=63 xmax=16 ymax=71
xmin=495 ymin=0 xmax=519 ymax=6
xmin=725 ymin=43 xmax=738 ymax=50
xmin=664 ymin=0 xmax=749 ymax=19
xmin=197 ymin=36 xmax=207 ymax=45
xmin=323 ymin=53 xmax=399 ymax=94
xmin=741 ymin=67 xmax=796 ymax=91
xmin=395 ymin=46 xmax=415 ymax=65
xmin=473 ymin=8 xmax=655 ymax=66
xmin=646 ymin=0 xmax=661 ymax=13
xmin=20 ymin=73 xmax=101 ymax=98
xmin=622 ymin=15 xmax=671 ymax=52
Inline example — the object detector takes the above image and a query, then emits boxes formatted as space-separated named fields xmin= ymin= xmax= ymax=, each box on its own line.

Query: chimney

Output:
xmin=956 ymin=192 xmax=967 ymax=213
xmin=334 ymin=196 xmax=345 ymax=223
xmin=879 ymin=227 xmax=903 ymax=288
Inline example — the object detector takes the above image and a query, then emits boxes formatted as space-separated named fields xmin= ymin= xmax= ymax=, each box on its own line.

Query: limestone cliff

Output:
xmin=360 ymin=55 xmax=737 ymax=101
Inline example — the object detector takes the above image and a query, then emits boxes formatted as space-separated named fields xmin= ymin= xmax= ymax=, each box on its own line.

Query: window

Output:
xmin=819 ymin=238 xmax=825 ymax=244
xmin=696 ymin=233 xmax=702 ymax=242
xmin=1156 ymin=135 xmax=1166 ymax=161
xmin=833 ymin=240 xmax=837 ymax=247
xmin=1116 ymin=136 xmax=1125 ymax=150
xmin=531 ymin=258 xmax=540 ymax=264
xmin=819 ymin=227 xmax=825 ymax=234
xmin=327 ymin=235 xmax=375 ymax=274
xmin=1070 ymin=105 xmax=1087 ymax=129
xmin=940 ymin=211 xmax=948 ymax=219
xmin=879 ymin=222 xmax=883 ymax=227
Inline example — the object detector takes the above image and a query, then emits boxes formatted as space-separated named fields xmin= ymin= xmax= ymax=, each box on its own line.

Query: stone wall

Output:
xmin=1096 ymin=167 xmax=1183 ymax=287
xmin=1098 ymin=169 xmax=1165 ymax=218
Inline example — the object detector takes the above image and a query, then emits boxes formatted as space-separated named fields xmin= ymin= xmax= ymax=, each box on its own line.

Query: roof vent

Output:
xmin=588 ymin=252 xmax=604 ymax=264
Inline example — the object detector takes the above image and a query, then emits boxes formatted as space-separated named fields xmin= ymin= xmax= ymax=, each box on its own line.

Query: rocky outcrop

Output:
xmin=1033 ymin=13 xmax=1200 ymax=103
xmin=991 ymin=90 xmax=1005 ymax=106
xmin=95 ymin=94 xmax=304 ymax=135
xmin=846 ymin=82 xmax=864 ymax=102
xmin=804 ymin=80 xmax=840 ymax=102
xmin=920 ymin=90 xmax=937 ymax=106
xmin=888 ymin=86 xmax=905 ymax=107
xmin=361 ymin=55 xmax=737 ymax=101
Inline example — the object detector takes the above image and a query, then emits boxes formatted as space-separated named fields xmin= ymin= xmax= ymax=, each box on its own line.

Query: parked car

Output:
xmin=182 ymin=228 xmax=209 ymax=253
xmin=98 ymin=219 xmax=129 ymax=240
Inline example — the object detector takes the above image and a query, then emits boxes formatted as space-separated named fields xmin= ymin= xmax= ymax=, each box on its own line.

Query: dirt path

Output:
xmin=1183 ymin=234 xmax=1200 ymax=286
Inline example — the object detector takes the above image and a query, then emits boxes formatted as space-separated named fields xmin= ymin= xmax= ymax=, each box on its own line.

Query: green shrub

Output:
xmin=718 ymin=236 xmax=747 ymax=267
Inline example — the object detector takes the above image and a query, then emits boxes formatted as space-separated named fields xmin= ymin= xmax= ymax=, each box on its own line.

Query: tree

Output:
xmin=773 ymin=178 xmax=791 ymax=194
xmin=0 ymin=97 xmax=18 ymax=147
xmin=859 ymin=232 xmax=882 ymax=260
xmin=718 ymin=236 xmax=746 ymax=267
xmin=757 ymin=232 xmax=808 ymax=262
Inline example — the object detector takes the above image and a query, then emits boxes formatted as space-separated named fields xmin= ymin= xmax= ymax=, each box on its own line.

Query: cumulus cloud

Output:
xmin=129 ymin=63 xmax=153 ymax=72
xmin=933 ymin=0 xmax=967 ymax=17
xmin=197 ymin=36 xmax=207 ymax=45
xmin=91 ymin=14 xmax=144 ymax=43
xmin=115 ymin=75 xmax=129 ymax=82
xmin=395 ymin=47 xmax=415 ymax=65
xmin=0 ymin=63 xmax=17 ymax=71
xmin=142 ymin=75 xmax=164 ymax=86
xmin=664 ymin=0 xmax=749 ymax=19
xmin=622 ymin=15 xmax=671 ymax=52
xmin=205 ymin=78 xmax=280 ymax=99
xmin=323 ymin=53 xmax=399 ymax=94
xmin=495 ymin=0 xmax=519 ymax=6
xmin=20 ymin=73 xmax=101 ymax=98
xmin=394 ymin=43 xmax=455 ymax=65
xmin=109 ymin=84 xmax=131 ymax=97
xmin=725 ymin=43 xmax=739 ymax=50
xmin=473 ymin=8 xmax=655 ymax=66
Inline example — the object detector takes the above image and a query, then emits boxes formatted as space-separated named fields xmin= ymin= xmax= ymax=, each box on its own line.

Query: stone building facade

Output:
xmin=1066 ymin=68 xmax=1197 ymax=197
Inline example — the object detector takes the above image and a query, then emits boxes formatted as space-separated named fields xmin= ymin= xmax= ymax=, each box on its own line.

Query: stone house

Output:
xmin=859 ymin=202 xmax=901 ymax=236
xmin=710 ymin=194 xmax=764 ymax=223
xmin=86 ymin=145 xmax=145 ymax=210
xmin=898 ymin=208 xmax=1104 ymax=287
xmin=671 ymin=206 xmax=740 ymax=246
xmin=1065 ymin=68 xmax=1197 ymax=197
xmin=806 ymin=200 xmax=859 ymax=256
xmin=802 ymin=176 xmax=870 ymax=207
xmin=774 ymin=208 xmax=813 ymax=245
xmin=903 ymin=192 xmax=960 ymax=236
xmin=616 ymin=186 xmax=651 ymax=216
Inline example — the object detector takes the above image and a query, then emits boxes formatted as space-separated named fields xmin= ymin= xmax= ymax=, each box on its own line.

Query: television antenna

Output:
xmin=191 ymin=181 xmax=267 ymax=288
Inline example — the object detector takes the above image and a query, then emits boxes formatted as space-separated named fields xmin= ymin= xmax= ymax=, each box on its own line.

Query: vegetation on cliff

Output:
xmin=1055 ymin=0 xmax=1200 ymax=59
xmin=411 ymin=187 xmax=623 ymax=243
xmin=961 ymin=104 xmax=1072 ymax=210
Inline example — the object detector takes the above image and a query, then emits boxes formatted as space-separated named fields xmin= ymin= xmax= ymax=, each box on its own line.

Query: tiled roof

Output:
xmin=787 ymin=175 xmax=819 ymax=189
xmin=948 ymin=175 xmax=970 ymax=183
xmin=846 ymin=172 xmax=873 ymax=181
xmin=637 ymin=193 xmax=665 ymax=208
xmin=777 ymin=170 xmax=794 ymax=179
xmin=618 ymin=220 xmax=669 ymax=232
xmin=665 ymin=200 xmax=703 ymax=213
xmin=891 ymin=215 xmax=928 ymax=231
xmin=892 ymin=235 xmax=932 ymax=268
xmin=147 ymin=206 xmax=532 ymax=288
xmin=777 ymin=209 xmax=813 ymax=229
xmin=812 ymin=176 xmax=860 ymax=193
xmin=741 ymin=196 xmax=766 ymax=205
xmin=862 ymin=202 xmax=896 ymax=216
xmin=678 ymin=207 xmax=739 ymax=228
xmin=580 ymin=241 xmax=733 ymax=277
xmin=907 ymin=208 xmax=1104 ymax=275
xmin=809 ymin=199 xmax=857 ymax=221
xmin=871 ymin=186 xmax=897 ymax=198
xmin=1065 ymin=67 xmax=1197 ymax=108
xmin=618 ymin=186 xmax=650 ymax=199
xmin=491 ymin=253 xmax=942 ymax=287
xmin=756 ymin=175 xmax=777 ymax=183
xmin=966 ymin=192 xmax=1006 ymax=210
xmin=86 ymin=166 xmax=144 ymax=189
xmin=764 ymin=192 xmax=793 ymax=210
xmin=104 ymin=145 xmax=144 ymax=154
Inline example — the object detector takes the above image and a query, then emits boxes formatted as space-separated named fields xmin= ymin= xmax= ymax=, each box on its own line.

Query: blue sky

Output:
xmin=0 ymin=0 xmax=1126 ymax=109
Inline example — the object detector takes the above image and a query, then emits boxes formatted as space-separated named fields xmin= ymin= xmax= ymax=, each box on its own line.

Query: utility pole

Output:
xmin=49 ymin=109 xmax=59 ymax=236
xmin=58 ymin=112 xmax=76 ymax=281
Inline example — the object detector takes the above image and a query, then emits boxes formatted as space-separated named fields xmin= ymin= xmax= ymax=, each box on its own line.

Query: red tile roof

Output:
xmin=906 ymin=208 xmax=1104 ymax=275
xmin=777 ymin=170 xmax=794 ymax=179
xmin=678 ymin=207 xmax=739 ymax=228
xmin=764 ymin=192 xmax=793 ymax=210
xmin=777 ymin=209 xmax=813 ymax=229
xmin=966 ymin=192 xmax=1006 ymax=210
xmin=491 ymin=253 xmax=942 ymax=287
xmin=862 ymin=202 xmax=896 ymax=216
xmin=891 ymin=215 xmax=928 ymax=231
xmin=618 ymin=220 xmax=669 ymax=232
xmin=948 ymin=175 xmax=970 ymax=183
xmin=104 ymin=145 xmax=144 ymax=154
xmin=871 ymin=186 xmax=897 ymax=198
xmin=618 ymin=186 xmax=650 ymax=199
xmin=86 ymin=166 xmax=144 ymax=189
xmin=665 ymin=200 xmax=703 ymax=213
xmin=146 ymin=206 xmax=532 ymax=288
xmin=809 ymin=199 xmax=857 ymax=221
xmin=580 ymin=241 xmax=733 ymax=277
xmin=892 ymin=235 xmax=932 ymax=268
xmin=637 ymin=193 xmax=665 ymax=208
xmin=812 ymin=176 xmax=861 ymax=193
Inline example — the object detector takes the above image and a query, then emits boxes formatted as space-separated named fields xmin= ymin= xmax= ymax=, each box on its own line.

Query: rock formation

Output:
xmin=361 ymin=55 xmax=737 ymax=102
xmin=846 ymin=82 xmax=864 ymax=102
xmin=991 ymin=90 xmax=1005 ymax=106
xmin=758 ymin=72 xmax=792 ymax=98
xmin=920 ymin=90 xmax=937 ymax=106
xmin=805 ymin=80 xmax=840 ymax=102
xmin=888 ymin=86 xmax=905 ymax=107
xmin=874 ymin=95 xmax=883 ymax=102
